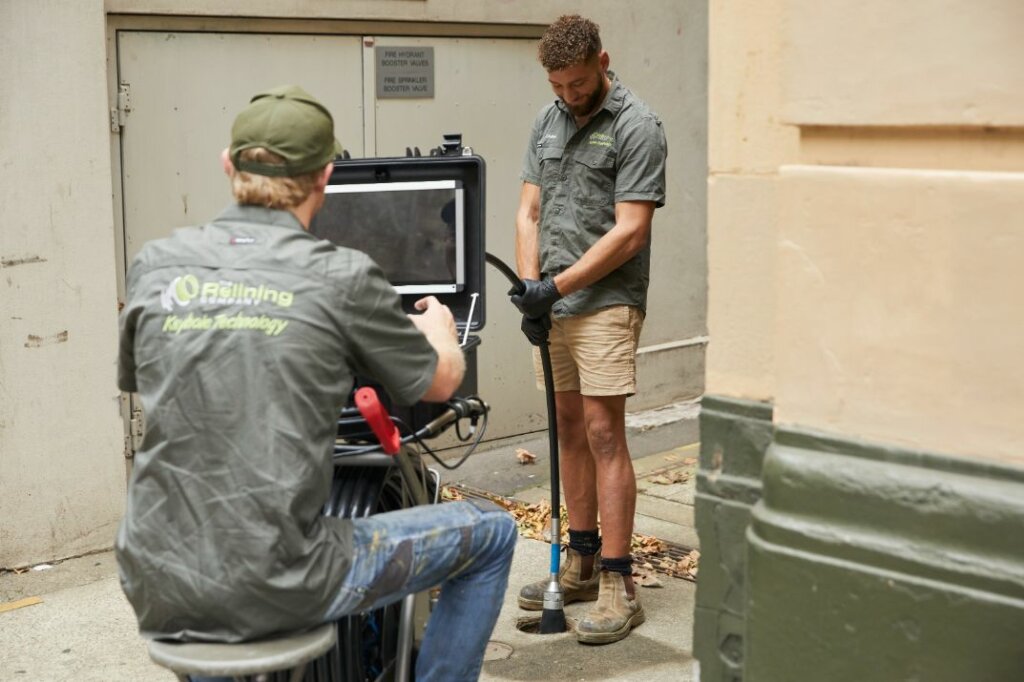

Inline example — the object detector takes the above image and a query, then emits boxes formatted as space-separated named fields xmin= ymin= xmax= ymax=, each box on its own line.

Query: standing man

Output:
xmin=511 ymin=15 xmax=667 ymax=644
xmin=117 ymin=85 xmax=516 ymax=681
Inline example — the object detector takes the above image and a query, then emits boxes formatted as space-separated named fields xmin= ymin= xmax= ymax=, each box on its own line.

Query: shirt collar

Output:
xmin=214 ymin=203 xmax=307 ymax=232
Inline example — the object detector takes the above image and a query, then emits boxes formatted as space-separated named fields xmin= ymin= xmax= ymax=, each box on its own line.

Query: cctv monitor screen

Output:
xmin=310 ymin=180 xmax=465 ymax=295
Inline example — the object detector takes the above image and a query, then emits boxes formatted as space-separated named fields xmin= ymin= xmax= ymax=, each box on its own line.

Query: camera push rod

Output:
xmin=485 ymin=252 xmax=567 ymax=634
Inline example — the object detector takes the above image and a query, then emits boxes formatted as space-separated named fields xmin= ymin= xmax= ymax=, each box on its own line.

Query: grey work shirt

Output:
xmin=116 ymin=204 xmax=437 ymax=642
xmin=521 ymin=73 xmax=667 ymax=317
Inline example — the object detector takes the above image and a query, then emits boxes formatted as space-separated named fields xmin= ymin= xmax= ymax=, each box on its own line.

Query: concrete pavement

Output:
xmin=0 ymin=401 xmax=700 ymax=681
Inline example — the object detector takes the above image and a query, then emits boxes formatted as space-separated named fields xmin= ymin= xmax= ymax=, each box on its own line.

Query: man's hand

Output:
xmin=409 ymin=297 xmax=465 ymax=402
xmin=409 ymin=296 xmax=458 ymax=341
xmin=509 ymin=278 xmax=562 ymax=319
xmin=520 ymin=314 xmax=551 ymax=346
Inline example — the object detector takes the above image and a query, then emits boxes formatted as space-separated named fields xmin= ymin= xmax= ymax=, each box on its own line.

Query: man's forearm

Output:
xmin=557 ymin=222 xmax=651 ymax=292
xmin=515 ymin=183 xmax=542 ymax=280
xmin=409 ymin=296 xmax=466 ymax=402
xmin=515 ymin=218 xmax=540 ymax=280
xmin=420 ymin=330 xmax=466 ymax=402
xmin=553 ymin=216 xmax=650 ymax=297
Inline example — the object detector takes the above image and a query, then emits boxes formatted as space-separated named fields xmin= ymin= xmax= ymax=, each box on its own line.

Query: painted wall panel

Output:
xmin=708 ymin=0 xmax=798 ymax=175
xmin=706 ymin=0 xmax=795 ymax=403
xmin=776 ymin=166 xmax=1024 ymax=466
xmin=117 ymin=31 xmax=365 ymax=263
xmin=783 ymin=0 xmax=1024 ymax=126
xmin=706 ymin=175 xmax=779 ymax=402
xmin=0 ymin=0 xmax=126 ymax=566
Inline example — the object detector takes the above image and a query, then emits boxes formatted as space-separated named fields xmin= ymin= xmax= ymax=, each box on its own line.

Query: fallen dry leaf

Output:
xmin=631 ymin=533 xmax=667 ymax=555
xmin=438 ymin=486 xmax=700 ymax=581
xmin=515 ymin=448 xmax=537 ymax=465
xmin=440 ymin=486 xmax=464 ymax=501
xmin=649 ymin=470 xmax=691 ymax=485
xmin=633 ymin=569 xmax=664 ymax=588
xmin=683 ymin=457 xmax=698 ymax=465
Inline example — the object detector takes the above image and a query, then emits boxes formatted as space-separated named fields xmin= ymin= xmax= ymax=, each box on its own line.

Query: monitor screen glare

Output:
xmin=311 ymin=180 xmax=465 ymax=295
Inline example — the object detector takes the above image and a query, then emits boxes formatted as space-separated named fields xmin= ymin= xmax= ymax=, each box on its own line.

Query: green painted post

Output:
xmin=693 ymin=395 xmax=774 ymax=681
xmin=746 ymin=428 xmax=1024 ymax=681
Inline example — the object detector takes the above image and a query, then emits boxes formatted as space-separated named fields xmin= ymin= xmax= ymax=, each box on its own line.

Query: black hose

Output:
xmin=484 ymin=252 xmax=566 ymax=633
xmin=484 ymin=251 xmax=560 ymax=516
xmin=485 ymin=252 xmax=525 ymax=296
xmin=539 ymin=344 xmax=560 ymax=531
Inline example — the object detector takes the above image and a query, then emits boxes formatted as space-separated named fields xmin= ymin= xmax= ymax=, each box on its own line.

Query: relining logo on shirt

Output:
xmin=588 ymin=132 xmax=613 ymax=148
xmin=159 ymin=275 xmax=294 ymax=312
xmin=157 ymin=274 xmax=293 ymax=337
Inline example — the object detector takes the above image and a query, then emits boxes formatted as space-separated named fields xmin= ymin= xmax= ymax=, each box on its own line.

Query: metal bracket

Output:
xmin=125 ymin=407 xmax=144 ymax=458
xmin=111 ymin=82 xmax=131 ymax=133
xmin=430 ymin=133 xmax=472 ymax=157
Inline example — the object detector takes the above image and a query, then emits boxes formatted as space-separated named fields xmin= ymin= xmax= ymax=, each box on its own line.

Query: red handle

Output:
xmin=354 ymin=387 xmax=401 ymax=455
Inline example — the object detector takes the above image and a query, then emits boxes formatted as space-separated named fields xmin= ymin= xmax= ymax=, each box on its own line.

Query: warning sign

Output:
xmin=376 ymin=46 xmax=435 ymax=99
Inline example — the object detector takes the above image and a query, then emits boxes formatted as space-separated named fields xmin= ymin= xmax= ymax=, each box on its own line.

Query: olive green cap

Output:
xmin=229 ymin=85 xmax=343 ymax=177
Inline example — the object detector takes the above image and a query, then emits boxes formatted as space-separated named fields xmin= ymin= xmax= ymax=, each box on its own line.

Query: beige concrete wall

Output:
xmin=706 ymin=0 xmax=798 ymax=401
xmin=783 ymin=0 xmax=1024 ymax=127
xmin=1 ymin=1 xmax=707 ymax=565
xmin=0 ymin=0 xmax=127 ymax=567
xmin=776 ymin=166 xmax=1024 ymax=465
xmin=771 ymin=1 xmax=1024 ymax=465
xmin=708 ymin=0 xmax=1024 ymax=466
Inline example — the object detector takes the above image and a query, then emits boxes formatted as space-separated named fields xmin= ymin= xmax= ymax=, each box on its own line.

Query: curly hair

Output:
xmin=229 ymin=147 xmax=321 ymax=210
xmin=538 ymin=14 xmax=602 ymax=72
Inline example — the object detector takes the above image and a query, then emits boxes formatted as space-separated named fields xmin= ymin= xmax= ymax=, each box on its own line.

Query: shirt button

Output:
xmin=560 ymin=175 xmax=567 ymax=182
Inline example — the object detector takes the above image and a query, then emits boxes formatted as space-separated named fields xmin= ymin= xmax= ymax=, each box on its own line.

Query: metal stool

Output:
xmin=147 ymin=623 xmax=337 ymax=682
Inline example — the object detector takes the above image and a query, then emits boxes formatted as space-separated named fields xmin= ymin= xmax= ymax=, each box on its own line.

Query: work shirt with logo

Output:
xmin=521 ymin=72 xmax=667 ymax=317
xmin=116 ymin=204 xmax=437 ymax=642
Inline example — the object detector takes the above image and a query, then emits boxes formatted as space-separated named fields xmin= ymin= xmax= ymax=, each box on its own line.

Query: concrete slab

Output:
xmin=634 ymin=512 xmax=700 ymax=550
xmin=481 ymin=537 xmax=697 ymax=682
xmin=0 ymin=556 xmax=164 ymax=680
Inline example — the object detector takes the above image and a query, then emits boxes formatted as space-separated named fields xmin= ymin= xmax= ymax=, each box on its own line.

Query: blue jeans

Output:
xmin=192 ymin=499 xmax=516 ymax=682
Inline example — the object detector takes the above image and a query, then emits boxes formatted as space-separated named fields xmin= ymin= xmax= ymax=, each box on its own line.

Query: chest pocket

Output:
xmin=572 ymin=150 xmax=616 ymax=207
xmin=539 ymin=145 xmax=564 ymax=184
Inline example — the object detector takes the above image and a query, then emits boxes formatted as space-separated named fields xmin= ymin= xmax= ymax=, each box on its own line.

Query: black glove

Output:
xmin=520 ymin=314 xmax=552 ymax=346
xmin=509 ymin=278 xmax=562 ymax=319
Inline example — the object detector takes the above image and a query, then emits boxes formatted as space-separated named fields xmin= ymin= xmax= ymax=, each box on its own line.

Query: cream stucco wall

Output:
xmin=783 ymin=0 xmax=1024 ymax=127
xmin=705 ymin=0 xmax=797 ymax=401
xmin=1 ymin=1 xmax=707 ymax=565
xmin=0 ymin=0 xmax=127 ymax=566
xmin=708 ymin=0 xmax=1024 ymax=466
xmin=776 ymin=166 xmax=1024 ymax=465
xmin=774 ymin=1 xmax=1024 ymax=465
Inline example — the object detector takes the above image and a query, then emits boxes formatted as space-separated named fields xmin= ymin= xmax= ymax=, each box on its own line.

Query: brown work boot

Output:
xmin=518 ymin=548 xmax=600 ymax=610
xmin=575 ymin=570 xmax=645 ymax=644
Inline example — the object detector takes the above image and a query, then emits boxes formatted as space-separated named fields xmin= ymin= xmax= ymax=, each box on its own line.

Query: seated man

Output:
xmin=116 ymin=85 xmax=516 ymax=682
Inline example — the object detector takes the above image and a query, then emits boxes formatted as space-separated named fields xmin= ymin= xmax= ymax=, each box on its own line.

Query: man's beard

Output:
xmin=566 ymin=76 xmax=608 ymax=119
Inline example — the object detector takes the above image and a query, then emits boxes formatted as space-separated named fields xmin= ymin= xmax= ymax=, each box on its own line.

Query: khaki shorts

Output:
xmin=532 ymin=305 xmax=645 ymax=396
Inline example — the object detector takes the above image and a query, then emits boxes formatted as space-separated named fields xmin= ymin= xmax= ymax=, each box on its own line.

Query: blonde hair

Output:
xmin=538 ymin=15 xmax=602 ymax=72
xmin=229 ymin=147 xmax=321 ymax=210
